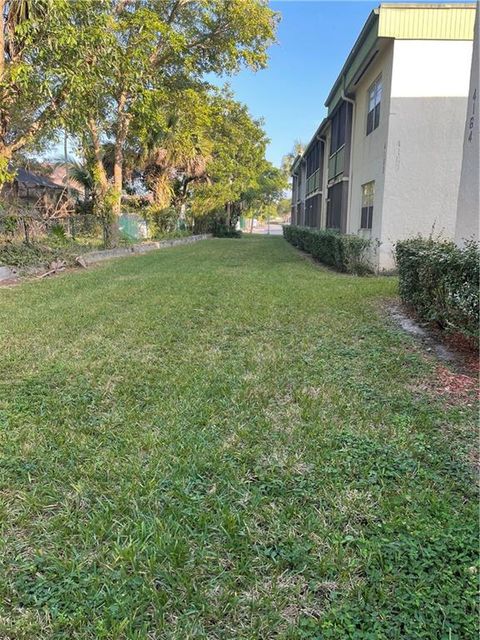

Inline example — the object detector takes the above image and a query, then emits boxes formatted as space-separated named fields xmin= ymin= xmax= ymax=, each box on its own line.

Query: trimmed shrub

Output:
xmin=283 ymin=225 xmax=372 ymax=275
xmin=192 ymin=213 xmax=241 ymax=238
xmin=212 ymin=222 xmax=242 ymax=238
xmin=396 ymin=238 xmax=479 ymax=339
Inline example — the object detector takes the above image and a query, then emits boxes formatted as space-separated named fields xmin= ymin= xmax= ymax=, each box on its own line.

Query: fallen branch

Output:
xmin=37 ymin=259 xmax=67 ymax=278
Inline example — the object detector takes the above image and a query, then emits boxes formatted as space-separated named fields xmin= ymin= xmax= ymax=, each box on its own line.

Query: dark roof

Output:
xmin=13 ymin=167 xmax=65 ymax=190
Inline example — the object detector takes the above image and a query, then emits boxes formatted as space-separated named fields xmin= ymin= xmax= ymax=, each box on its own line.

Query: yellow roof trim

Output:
xmin=378 ymin=4 xmax=476 ymax=40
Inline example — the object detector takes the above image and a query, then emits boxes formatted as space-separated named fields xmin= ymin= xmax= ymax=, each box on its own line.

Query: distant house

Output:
xmin=3 ymin=167 xmax=64 ymax=199
xmin=46 ymin=164 xmax=84 ymax=198
xmin=291 ymin=3 xmax=477 ymax=270
xmin=1 ymin=166 xmax=78 ymax=217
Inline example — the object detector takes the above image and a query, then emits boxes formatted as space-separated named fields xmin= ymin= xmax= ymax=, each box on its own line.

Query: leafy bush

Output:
xmin=283 ymin=225 xmax=372 ymax=275
xmin=49 ymin=224 xmax=68 ymax=242
xmin=146 ymin=206 xmax=179 ymax=237
xmin=193 ymin=210 xmax=242 ymax=237
xmin=0 ymin=241 xmax=83 ymax=270
xmin=212 ymin=222 xmax=242 ymax=238
xmin=396 ymin=238 xmax=479 ymax=339
xmin=153 ymin=229 xmax=192 ymax=240
xmin=192 ymin=212 xmax=216 ymax=234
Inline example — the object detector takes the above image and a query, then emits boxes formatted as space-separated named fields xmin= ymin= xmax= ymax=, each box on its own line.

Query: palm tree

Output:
xmin=281 ymin=140 xmax=305 ymax=179
xmin=140 ymin=114 xmax=212 ymax=212
xmin=3 ymin=0 xmax=50 ymax=61
xmin=67 ymin=160 xmax=95 ymax=199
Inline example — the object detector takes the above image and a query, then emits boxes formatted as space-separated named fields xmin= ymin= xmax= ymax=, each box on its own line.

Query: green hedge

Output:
xmin=283 ymin=225 xmax=372 ymax=275
xmin=211 ymin=222 xmax=242 ymax=238
xmin=396 ymin=238 xmax=479 ymax=339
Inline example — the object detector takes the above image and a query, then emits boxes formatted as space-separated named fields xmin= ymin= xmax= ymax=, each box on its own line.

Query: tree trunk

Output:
xmin=0 ymin=144 xmax=12 ymax=189
xmin=107 ymin=141 xmax=123 ymax=247
xmin=89 ymin=119 xmax=108 ymax=190
xmin=109 ymin=93 xmax=130 ymax=244
xmin=112 ymin=93 xmax=130 ymax=215
xmin=103 ymin=219 xmax=118 ymax=249
xmin=0 ymin=0 xmax=11 ymax=182
xmin=88 ymin=119 xmax=117 ymax=247
xmin=113 ymin=144 xmax=123 ymax=216
xmin=0 ymin=0 xmax=5 ymax=82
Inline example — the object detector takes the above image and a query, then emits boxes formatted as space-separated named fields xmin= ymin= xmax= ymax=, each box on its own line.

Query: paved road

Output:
xmin=250 ymin=223 xmax=283 ymax=236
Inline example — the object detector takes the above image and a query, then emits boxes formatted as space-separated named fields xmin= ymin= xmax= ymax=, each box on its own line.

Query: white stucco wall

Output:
xmin=455 ymin=5 xmax=479 ymax=246
xmin=348 ymin=43 xmax=394 ymax=269
xmin=390 ymin=39 xmax=473 ymax=98
xmin=379 ymin=39 xmax=473 ymax=270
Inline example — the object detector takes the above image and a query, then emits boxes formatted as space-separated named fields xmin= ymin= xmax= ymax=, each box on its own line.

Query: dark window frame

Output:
xmin=306 ymin=139 xmax=322 ymax=178
xmin=330 ymin=101 xmax=349 ymax=156
xmin=326 ymin=182 xmax=343 ymax=230
xmin=305 ymin=193 xmax=321 ymax=228
xmin=360 ymin=181 xmax=375 ymax=230
xmin=361 ymin=206 xmax=373 ymax=229
xmin=366 ymin=75 xmax=382 ymax=136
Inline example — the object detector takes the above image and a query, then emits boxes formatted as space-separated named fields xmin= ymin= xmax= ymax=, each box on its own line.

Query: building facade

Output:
xmin=455 ymin=2 xmax=479 ymax=246
xmin=291 ymin=3 xmax=477 ymax=271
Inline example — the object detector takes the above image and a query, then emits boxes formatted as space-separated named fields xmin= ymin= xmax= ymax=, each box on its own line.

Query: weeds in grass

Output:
xmin=0 ymin=237 xmax=477 ymax=639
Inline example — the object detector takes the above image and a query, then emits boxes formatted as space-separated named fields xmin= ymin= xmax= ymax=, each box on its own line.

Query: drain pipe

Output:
xmin=319 ymin=135 xmax=327 ymax=228
xmin=342 ymin=79 xmax=355 ymax=234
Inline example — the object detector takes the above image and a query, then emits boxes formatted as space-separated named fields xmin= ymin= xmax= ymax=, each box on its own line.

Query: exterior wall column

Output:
xmin=455 ymin=2 xmax=479 ymax=246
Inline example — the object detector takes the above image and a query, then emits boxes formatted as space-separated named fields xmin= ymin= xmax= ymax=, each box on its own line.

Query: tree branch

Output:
xmin=149 ymin=0 xmax=201 ymax=65
xmin=7 ymin=83 xmax=68 ymax=155
xmin=0 ymin=0 xmax=5 ymax=81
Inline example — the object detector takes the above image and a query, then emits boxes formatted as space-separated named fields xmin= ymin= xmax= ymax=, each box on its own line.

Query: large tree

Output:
xmin=135 ymin=86 xmax=215 ymax=213
xmin=189 ymin=89 xmax=273 ymax=223
xmin=0 ymin=0 xmax=79 ymax=185
xmin=68 ymin=0 xmax=278 ymax=244
xmin=242 ymin=163 xmax=286 ymax=231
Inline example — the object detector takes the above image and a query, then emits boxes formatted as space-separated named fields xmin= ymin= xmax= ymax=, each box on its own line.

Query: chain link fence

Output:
xmin=0 ymin=209 xmax=108 ymax=245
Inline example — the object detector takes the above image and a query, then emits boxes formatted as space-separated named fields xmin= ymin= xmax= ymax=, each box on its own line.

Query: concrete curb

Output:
xmin=0 ymin=234 xmax=212 ymax=282
xmin=0 ymin=265 xmax=17 ymax=282
xmin=82 ymin=233 xmax=212 ymax=266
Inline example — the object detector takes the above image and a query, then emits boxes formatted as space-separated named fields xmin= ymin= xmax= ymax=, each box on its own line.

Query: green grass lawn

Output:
xmin=0 ymin=236 xmax=477 ymax=639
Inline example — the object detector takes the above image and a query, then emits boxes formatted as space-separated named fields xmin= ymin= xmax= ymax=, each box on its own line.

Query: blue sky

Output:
xmin=55 ymin=1 xmax=467 ymax=166
xmin=224 ymin=1 xmax=467 ymax=167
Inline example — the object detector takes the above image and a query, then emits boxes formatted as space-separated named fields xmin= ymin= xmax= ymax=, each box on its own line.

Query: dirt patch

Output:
xmin=416 ymin=364 xmax=479 ymax=411
xmin=386 ymin=301 xmax=478 ymax=377
xmin=0 ymin=276 xmax=20 ymax=287
xmin=386 ymin=301 xmax=478 ymax=419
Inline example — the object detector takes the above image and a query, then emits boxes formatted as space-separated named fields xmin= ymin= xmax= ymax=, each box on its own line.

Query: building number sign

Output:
xmin=468 ymin=88 xmax=476 ymax=143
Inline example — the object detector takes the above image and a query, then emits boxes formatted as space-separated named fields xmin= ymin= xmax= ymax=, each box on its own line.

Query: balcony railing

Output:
xmin=328 ymin=145 xmax=345 ymax=180
xmin=306 ymin=169 xmax=321 ymax=196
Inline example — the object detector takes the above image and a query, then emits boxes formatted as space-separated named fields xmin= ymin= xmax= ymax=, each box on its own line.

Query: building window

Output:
xmin=305 ymin=139 xmax=323 ymax=196
xmin=330 ymin=100 xmax=351 ymax=155
xmin=367 ymin=76 xmax=382 ymax=135
xmin=361 ymin=181 xmax=374 ymax=229
xmin=306 ymin=139 xmax=321 ymax=178
xmin=305 ymin=194 xmax=321 ymax=228
xmin=292 ymin=174 xmax=298 ymax=203
xmin=326 ymin=182 xmax=343 ymax=230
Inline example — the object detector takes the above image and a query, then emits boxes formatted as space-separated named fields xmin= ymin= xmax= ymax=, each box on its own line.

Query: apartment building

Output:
xmin=290 ymin=3 xmax=477 ymax=271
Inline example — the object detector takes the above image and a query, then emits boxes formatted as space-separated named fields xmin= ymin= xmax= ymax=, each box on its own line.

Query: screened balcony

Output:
xmin=328 ymin=145 xmax=345 ymax=180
